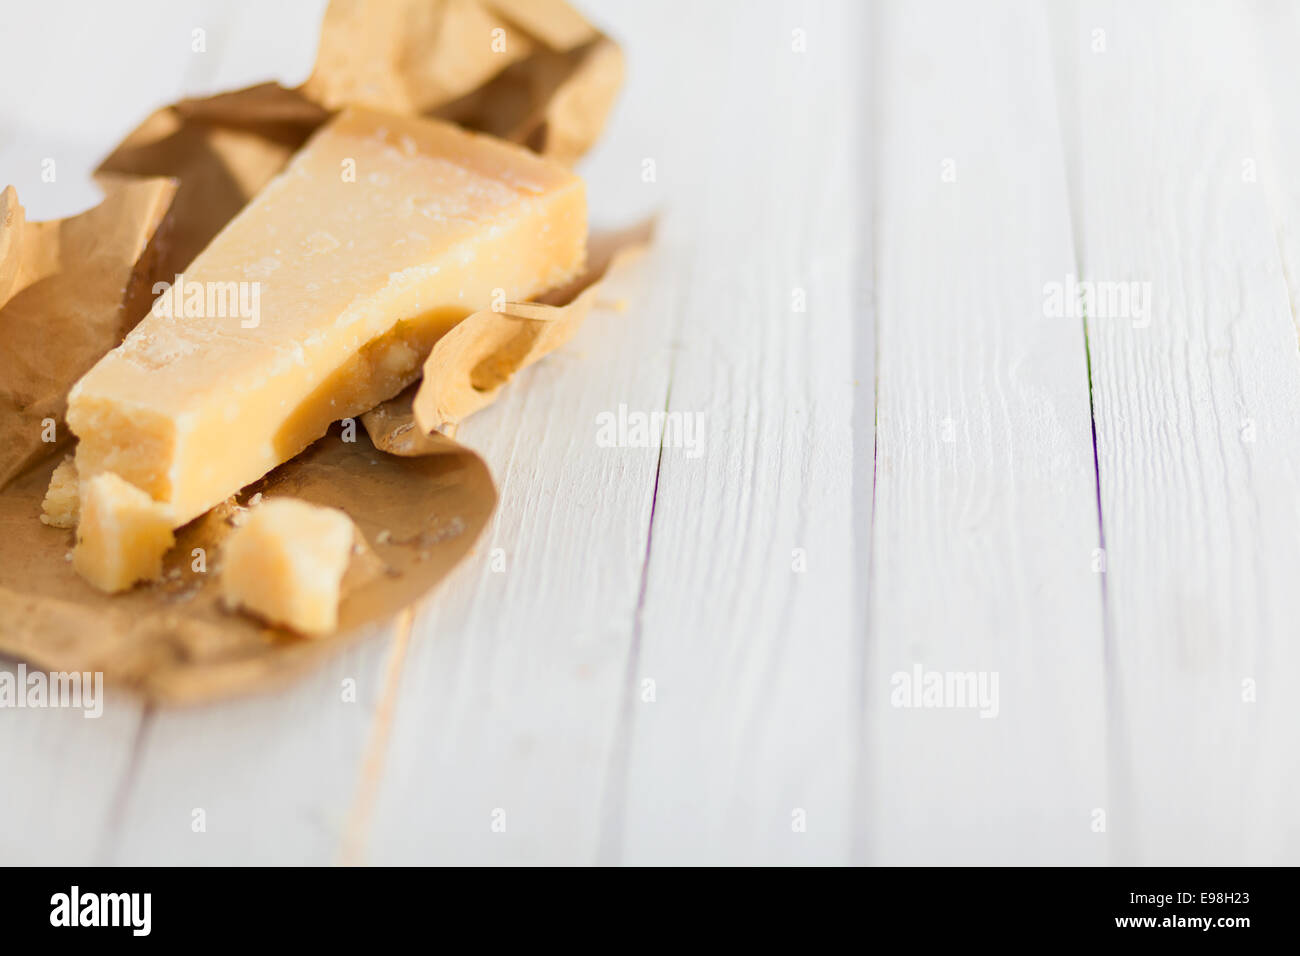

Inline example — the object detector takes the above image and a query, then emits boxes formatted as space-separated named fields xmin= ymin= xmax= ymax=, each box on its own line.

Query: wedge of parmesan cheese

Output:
xmin=68 ymin=106 xmax=586 ymax=529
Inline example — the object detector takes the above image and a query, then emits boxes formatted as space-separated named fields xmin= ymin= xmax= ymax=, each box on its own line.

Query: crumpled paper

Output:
xmin=97 ymin=0 xmax=623 ymax=275
xmin=0 ymin=0 xmax=642 ymax=702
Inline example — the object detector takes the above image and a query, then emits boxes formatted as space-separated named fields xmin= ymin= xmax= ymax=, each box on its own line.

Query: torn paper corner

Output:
xmin=304 ymin=0 xmax=536 ymax=114
xmin=362 ymin=386 xmax=463 ymax=457
xmin=413 ymin=219 xmax=654 ymax=434
xmin=486 ymin=0 xmax=599 ymax=52
xmin=0 ymin=178 xmax=177 ymax=491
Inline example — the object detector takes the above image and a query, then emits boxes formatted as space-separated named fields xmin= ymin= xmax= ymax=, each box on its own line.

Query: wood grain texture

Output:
xmin=0 ymin=691 xmax=143 ymax=864
xmin=106 ymin=632 xmax=396 ymax=865
xmin=1055 ymin=0 xmax=1300 ymax=863
xmin=1239 ymin=0 xmax=1300 ymax=863
xmin=867 ymin=0 xmax=1108 ymax=864
xmin=610 ymin=0 xmax=863 ymax=865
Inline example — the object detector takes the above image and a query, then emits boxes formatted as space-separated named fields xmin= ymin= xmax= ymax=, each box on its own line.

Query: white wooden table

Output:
xmin=3 ymin=0 xmax=1299 ymax=866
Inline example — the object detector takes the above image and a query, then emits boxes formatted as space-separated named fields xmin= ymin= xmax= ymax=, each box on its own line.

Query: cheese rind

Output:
xmin=68 ymin=106 xmax=586 ymax=525
xmin=73 ymin=473 xmax=176 ymax=593
xmin=220 ymin=498 xmax=355 ymax=635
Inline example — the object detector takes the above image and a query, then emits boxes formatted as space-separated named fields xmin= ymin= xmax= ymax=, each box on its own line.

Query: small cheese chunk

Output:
xmin=68 ymin=106 xmax=587 ymax=528
xmin=40 ymin=457 xmax=80 ymax=529
xmin=220 ymin=499 xmax=356 ymax=636
xmin=73 ymin=473 xmax=176 ymax=593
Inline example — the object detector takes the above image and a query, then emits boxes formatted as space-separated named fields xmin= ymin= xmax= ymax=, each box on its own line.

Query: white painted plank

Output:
xmin=1238 ymin=0 xmax=1300 ymax=863
xmin=866 ymin=0 xmax=1108 ymax=864
xmin=108 ymin=631 xmax=397 ymax=865
xmin=1054 ymin=0 xmax=1300 ymax=864
xmin=0 ymin=688 xmax=143 ymax=865
xmin=613 ymin=0 xmax=861 ymax=865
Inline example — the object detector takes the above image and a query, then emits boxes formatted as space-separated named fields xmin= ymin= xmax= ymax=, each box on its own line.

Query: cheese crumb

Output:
xmin=220 ymin=498 xmax=355 ymax=635
xmin=73 ymin=473 xmax=176 ymax=593
xmin=40 ymin=457 xmax=80 ymax=529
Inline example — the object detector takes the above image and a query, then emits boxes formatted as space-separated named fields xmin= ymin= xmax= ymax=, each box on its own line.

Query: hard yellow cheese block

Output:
xmin=68 ymin=106 xmax=586 ymax=527
xmin=73 ymin=473 xmax=176 ymax=593
xmin=220 ymin=499 xmax=355 ymax=635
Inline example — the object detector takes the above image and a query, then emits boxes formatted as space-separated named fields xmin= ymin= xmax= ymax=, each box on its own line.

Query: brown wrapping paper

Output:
xmin=0 ymin=179 xmax=176 ymax=488
xmin=0 ymin=430 xmax=496 ymax=702
xmin=0 ymin=198 xmax=647 ymax=703
xmin=413 ymin=220 xmax=653 ymax=431
xmin=97 ymin=0 xmax=623 ymax=276
xmin=0 ymin=0 xmax=641 ymax=702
